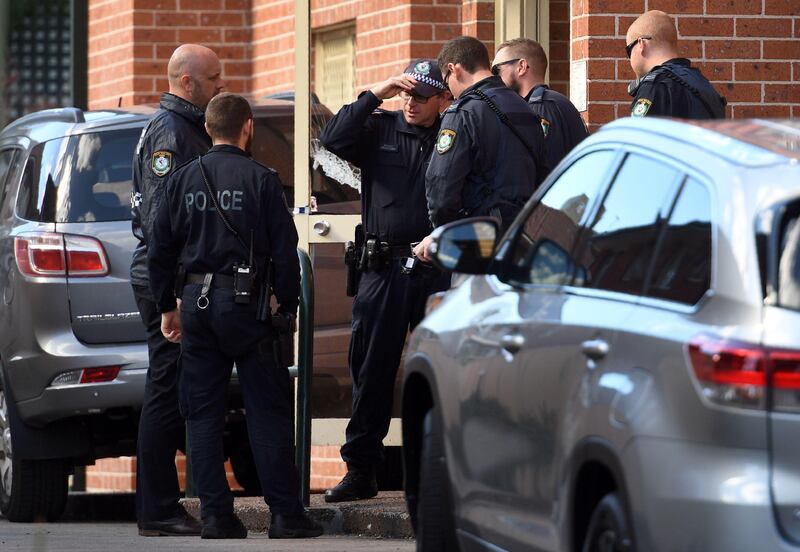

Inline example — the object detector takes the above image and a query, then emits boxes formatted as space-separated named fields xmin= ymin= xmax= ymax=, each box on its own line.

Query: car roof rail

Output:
xmin=2 ymin=107 xmax=86 ymax=134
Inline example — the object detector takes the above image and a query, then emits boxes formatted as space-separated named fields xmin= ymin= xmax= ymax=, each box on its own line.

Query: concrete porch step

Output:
xmin=180 ymin=491 xmax=414 ymax=539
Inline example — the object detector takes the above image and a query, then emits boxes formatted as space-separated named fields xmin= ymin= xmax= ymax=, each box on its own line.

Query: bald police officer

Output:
xmin=492 ymin=37 xmax=588 ymax=170
xmin=320 ymin=60 xmax=452 ymax=503
xmin=415 ymin=36 xmax=548 ymax=260
xmin=148 ymin=93 xmax=322 ymax=539
xmin=626 ymin=10 xmax=725 ymax=119
xmin=132 ymin=44 xmax=224 ymax=537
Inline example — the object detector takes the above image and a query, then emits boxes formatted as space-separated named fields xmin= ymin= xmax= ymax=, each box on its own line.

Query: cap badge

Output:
xmin=415 ymin=61 xmax=431 ymax=75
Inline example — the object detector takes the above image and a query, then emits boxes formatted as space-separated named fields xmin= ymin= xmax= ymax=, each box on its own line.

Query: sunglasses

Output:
xmin=490 ymin=58 xmax=521 ymax=76
xmin=399 ymin=91 xmax=432 ymax=104
xmin=625 ymin=36 xmax=652 ymax=58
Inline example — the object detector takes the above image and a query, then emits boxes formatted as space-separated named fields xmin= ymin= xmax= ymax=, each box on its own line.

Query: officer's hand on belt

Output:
xmin=412 ymin=234 xmax=435 ymax=263
xmin=161 ymin=309 xmax=182 ymax=343
xmin=370 ymin=75 xmax=417 ymax=101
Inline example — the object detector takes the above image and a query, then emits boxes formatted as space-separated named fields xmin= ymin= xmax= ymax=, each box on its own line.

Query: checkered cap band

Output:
xmin=403 ymin=72 xmax=447 ymax=91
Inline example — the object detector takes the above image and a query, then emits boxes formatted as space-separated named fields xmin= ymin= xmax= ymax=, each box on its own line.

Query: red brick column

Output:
xmin=88 ymin=0 xmax=252 ymax=109
xmin=571 ymin=0 xmax=800 ymax=130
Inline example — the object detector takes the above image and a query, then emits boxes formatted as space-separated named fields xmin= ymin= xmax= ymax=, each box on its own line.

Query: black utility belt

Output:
xmin=348 ymin=240 xmax=414 ymax=272
xmin=186 ymin=272 xmax=236 ymax=289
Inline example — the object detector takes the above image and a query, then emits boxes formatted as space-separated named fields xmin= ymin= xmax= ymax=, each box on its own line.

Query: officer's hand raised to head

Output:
xmin=370 ymin=75 xmax=417 ymax=101
xmin=161 ymin=310 xmax=182 ymax=343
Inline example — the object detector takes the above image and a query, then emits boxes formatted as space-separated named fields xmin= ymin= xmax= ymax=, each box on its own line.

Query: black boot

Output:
xmin=324 ymin=465 xmax=378 ymax=503
xmin=138 ymin=506 xmax=202 ymax=537
xmin=268 ymin=512 xmax=324 ymax=538
xmin=200 ymin=513 xmax=248 ymax=539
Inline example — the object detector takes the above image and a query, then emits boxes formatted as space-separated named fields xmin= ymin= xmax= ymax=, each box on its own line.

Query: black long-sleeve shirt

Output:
xmin=319 ymin=91 xmax=439 ymax=244
xmin=147 ymin=145 xmax=299 ymax=314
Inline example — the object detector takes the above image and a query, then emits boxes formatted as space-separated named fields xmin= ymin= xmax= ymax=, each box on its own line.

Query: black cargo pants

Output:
xmin=178 ymin=284 xmax=304 ymax=520
xmin=133 ymin=285 xmax=186 ymax=524
xmin=341 ymin=261 xmax=450 ymax=468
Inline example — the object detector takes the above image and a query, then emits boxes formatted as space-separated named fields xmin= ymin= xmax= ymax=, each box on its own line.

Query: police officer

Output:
xmin=147 ymin=93 xmax=322 ymax=539
xmin=131 ymin=44 xmax=224 ymax=537
xmin=415 ymin=36 xmax=548 ymax=260
xmin=492 ymin=37 xmax=588 ymax=170
xmin=319 ymin=60 xmax=452 ymax=502
xmin=626 ymin=10 xmax=726 ymax=118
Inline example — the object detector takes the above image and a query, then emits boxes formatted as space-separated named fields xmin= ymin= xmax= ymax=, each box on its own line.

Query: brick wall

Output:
xmin=571 ymin=0 xmax=800 ymax=130
xmin=85 ymin=454 xmax=243 ymax=492
xmin=88 ymin=0 xmax=252 ymax=109
xmin=550 ymin=0 xmax=571 ymax=95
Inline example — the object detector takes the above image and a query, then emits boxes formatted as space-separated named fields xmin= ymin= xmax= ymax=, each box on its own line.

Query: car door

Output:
xmin=453 ymin=149 xmax=620 ymax=551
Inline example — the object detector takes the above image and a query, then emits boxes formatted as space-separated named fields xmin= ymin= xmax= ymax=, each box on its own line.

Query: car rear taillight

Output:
xmin=49 ymin=366 xmax=121 ymax=387
xmin=688 ymin=335 xmax=800 ymax=411
xmin=14 ymin=232 xmax=109 ymax=277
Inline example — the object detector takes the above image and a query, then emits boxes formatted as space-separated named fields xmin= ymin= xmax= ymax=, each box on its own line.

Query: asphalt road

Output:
xmin=0 ymin=520 xmax=415 ymax=552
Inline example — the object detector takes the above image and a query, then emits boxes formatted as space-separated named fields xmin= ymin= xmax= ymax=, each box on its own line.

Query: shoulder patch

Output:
xmin=632 ymin=98 xmax=652 ymax=117
xmin=540 ymin=117 xmax=551 ymax=137
xmin=436 ymin=129 xmax=456 ymax=154
xmin=151 ymin=150 xmax=173 ymax=177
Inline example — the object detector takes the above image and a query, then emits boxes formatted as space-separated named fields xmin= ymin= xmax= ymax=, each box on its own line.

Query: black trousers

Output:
xmin=179 ymin=285 xmax=304 ymax=520
xmin=341 ymin=261 xmax=450 ymax=468
xmin=133 ymin=285 xmax=185 ymax=523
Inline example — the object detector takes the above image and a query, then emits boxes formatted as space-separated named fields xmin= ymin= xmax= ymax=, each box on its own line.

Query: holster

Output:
xmin=344 ymin=223 xmax=364 ymax=297
xmin=270 ymin=313 xmax=295 ymax=368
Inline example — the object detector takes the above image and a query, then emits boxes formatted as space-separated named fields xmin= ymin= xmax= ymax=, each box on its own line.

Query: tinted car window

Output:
xmin=0 ymin=149 xmax=16 ymax=210
xmin=646 ymin=177 xmax=712 ymax=304
xmin=778 ymin=211 xmax=799 ymax=310
xmin=575 ymin=153 xmax=679 ymax=295
xmin=17 ymin=129 xmax=139 ymax=223
xmin=507 ymin=150 xmax=616 ymax=285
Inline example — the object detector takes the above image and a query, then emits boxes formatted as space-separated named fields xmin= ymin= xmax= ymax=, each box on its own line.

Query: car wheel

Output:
xmin=0 ymin=388 xmax=68 ymax=522
xmin=581 ymin=492 xmax=634 ymax=552
xmin=416 ymin=408 xmax=458 ymax=552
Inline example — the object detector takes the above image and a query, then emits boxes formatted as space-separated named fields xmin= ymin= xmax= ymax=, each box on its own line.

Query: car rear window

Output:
xmin=17 ymin=128 xmax=139 ymax=223
xmin=779 ymin=212 xmax=800 ymax=310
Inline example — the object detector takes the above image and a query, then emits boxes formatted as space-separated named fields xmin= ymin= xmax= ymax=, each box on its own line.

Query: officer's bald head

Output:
xmin=167 ymin=44 xmax=225 ymax=110
xmin=626 ymin=11 xmax=679 ymax=77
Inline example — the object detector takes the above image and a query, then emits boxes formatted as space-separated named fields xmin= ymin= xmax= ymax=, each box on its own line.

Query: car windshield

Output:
xmin=18 ymin=128 xmax=139 ymax=223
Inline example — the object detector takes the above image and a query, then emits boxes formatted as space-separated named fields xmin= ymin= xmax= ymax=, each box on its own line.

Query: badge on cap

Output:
xmin=151 ymin=151 xmax=173 ymax=177
xmin=414 ymin=61 xmax=431 ymax=76
xmin=436 ymin=129 xmax=456 ymax=154
xmin=540 ymin=117 xmax=551 ymax=138
xmin=632 ymin=99 xmax=652 ymax=118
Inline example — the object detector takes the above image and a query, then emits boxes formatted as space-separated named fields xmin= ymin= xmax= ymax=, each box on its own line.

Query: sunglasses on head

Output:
xmin=625 ymin=36 xmax=652 ymax=58
xmin=490 ymin=58 xmax=521 ymax=76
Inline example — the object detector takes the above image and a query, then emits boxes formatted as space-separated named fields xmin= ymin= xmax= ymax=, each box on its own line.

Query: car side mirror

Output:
xmin=429 ymin=217 xmax=499 ymax=274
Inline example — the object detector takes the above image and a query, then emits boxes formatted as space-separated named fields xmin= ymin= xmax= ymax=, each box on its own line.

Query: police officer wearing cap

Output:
xmin=319 ymin=60 xmax=452 ymax=503
xmin=147 ymin=93 xmax=322 ymax=540
xmin=626 ymin=10 xmax=725 ymax=119
xmin=415 ymin=36 xmax=548 ymax=261
xmin=492 ymin=37 xmax=588 ymax=170
xmin=131 ymin=44 xmax=224 ymax=537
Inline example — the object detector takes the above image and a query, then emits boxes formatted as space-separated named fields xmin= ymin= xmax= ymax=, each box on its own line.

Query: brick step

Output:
xmin=181 ymin=491 xmax=413 ymax=539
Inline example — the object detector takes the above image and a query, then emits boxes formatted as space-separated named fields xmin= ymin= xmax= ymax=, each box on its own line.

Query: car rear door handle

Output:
xmin=581 ymin=339 xmax=609 ymax=360
xmin=501 ymin=334 xmax=526 ymax=354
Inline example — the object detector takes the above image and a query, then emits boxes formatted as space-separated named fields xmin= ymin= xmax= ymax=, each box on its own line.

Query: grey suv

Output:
xmin=0 ymin=99 xmax=333 ymax=522
xmin=402 ymin=118 xmax=800 ymax=551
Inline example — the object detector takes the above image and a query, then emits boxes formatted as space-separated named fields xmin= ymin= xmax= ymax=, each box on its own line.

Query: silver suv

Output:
xmin=402 ymin=118 xmax=800 ymax=551
xmin=0 ymin=100 xmax=329 ymax=522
